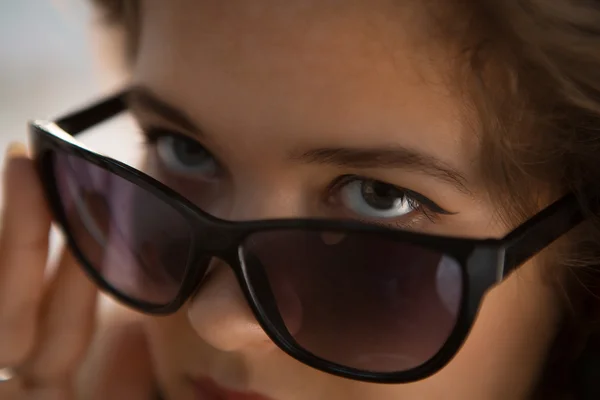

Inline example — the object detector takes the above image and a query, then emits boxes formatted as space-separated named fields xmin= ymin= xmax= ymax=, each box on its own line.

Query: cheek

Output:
xmin=428 ymin=259 xmax=563 ymax=397
xmin=144 ymin=314 xmax=184 ymax=379
xmin=144 ymin=312 xmax=212 ymax=386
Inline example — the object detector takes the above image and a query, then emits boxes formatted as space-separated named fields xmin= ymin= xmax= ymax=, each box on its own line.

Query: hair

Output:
xmin=90 ymin=0 xmax=600 ymax=398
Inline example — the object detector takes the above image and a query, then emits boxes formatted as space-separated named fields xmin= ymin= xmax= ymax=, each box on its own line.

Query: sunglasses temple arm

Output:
xmin=55 ymin=91 xmax=128 ymax=136
xmin=501 ymin=193 xmax=585 ymax=277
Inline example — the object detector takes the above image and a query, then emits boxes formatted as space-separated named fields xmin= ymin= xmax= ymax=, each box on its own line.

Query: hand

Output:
xmin=0 ymin=142 xmax=97 ymax=400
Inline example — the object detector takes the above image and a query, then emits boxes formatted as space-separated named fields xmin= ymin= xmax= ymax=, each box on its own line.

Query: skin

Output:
xmin=0 ymin=0 xmax=566 ymax=399
xmin=132 ymin=1 xmax=564 ymax=399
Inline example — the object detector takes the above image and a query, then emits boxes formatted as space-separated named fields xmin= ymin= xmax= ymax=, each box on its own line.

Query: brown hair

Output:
xmin=450 ymin=2 xmax=600 ymax=398
xmin=91 ymin=0 xmax=600 ymax=397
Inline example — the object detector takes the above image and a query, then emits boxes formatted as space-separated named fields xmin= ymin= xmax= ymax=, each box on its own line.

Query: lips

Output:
xmin=192 ymin=377 xmax=274 ymax=400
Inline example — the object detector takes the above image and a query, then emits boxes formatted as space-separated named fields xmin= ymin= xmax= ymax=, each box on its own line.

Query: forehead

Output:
xmin=135 ymin=0 xmax=476 ymax=176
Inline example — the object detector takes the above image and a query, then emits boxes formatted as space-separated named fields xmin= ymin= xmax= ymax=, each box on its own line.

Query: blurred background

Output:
xmin=0 ymin=0 xmax=141 ymax=267
xmin=1 ymin=1 xmax=99 ymax=152
xmin=0 ymin=0 xmax=140 ymax=196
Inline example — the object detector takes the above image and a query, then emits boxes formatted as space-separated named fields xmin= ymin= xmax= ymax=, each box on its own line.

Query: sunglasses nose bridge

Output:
xmin=185 ymin=251 xmax=247 ymax=306
xmin=191 ymin=224 xmax=243 ymax=255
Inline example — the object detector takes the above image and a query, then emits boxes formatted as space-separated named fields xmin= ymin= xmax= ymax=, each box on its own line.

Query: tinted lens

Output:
xmin=53 ymin=152 xmax=194 ymax=305
xmin=242 ymin=230 xmax=463 ymax=373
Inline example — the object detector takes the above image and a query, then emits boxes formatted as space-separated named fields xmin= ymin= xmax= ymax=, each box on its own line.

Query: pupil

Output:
xmin=362 ymin=181 xmax=402 ymax=210
xmin=173 ymin=139 xmax=208 ymax=166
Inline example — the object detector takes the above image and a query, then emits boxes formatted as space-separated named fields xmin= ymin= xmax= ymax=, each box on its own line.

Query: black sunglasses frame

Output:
xmin=28 ymin=92 xmax=586 ymax=384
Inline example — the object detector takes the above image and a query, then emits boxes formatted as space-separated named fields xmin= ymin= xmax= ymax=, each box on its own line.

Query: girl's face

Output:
xmin=129 ymin=0 xmax=564 ymax=398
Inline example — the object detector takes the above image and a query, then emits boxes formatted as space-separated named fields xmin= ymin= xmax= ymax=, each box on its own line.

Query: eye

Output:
xmin=333 ymin=176 xmax=448 ymax=222
xmin=339 ymin=178 xmax=419 ymax=219
xmin=147 ymin=129 xmax=219 ymax=180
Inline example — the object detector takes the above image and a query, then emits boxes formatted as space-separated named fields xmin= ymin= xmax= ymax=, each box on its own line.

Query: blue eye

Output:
xmin=338 ymin=178 xmax=423 ymax=219
xmin=155 ymin=134 xmax=218 ymax=179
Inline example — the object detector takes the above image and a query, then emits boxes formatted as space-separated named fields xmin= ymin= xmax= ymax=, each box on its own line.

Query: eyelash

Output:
xmin=139 ymin=126 xmax=452 ymax=228
xmin=328 ymin=175 xmax=448 ymax=227
xmin=141 ymin=126 xmax=203 ymax=150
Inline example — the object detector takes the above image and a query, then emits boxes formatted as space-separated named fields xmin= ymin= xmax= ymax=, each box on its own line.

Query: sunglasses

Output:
xmin=29 ymin=92 xmax=585 ymax=384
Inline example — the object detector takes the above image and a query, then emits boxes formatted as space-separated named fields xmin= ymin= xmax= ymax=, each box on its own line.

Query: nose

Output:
xmin=186 ymin=182 xmax=305 ymax=352
xmin=187 ymin=259 xmax=273 ymax=351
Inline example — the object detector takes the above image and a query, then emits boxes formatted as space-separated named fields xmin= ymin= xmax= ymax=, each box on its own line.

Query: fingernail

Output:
xmin=6 ymin=142 xmax=27 ymax=158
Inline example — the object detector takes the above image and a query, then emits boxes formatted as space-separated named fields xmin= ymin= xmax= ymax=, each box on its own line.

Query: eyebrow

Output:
xmin=127 ymin=85 xmax=204 ymax=135
xmin=292 ymin=147 xmax=471 ymax=194
xmin=127 ymin=85 xmax=471 ymax=194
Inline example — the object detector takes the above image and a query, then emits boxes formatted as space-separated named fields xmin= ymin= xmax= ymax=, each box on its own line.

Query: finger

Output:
xmin=21 ymin=189 xmax=109 ymax=384
xmin=0 ymin=142 xmax=52 ymax=367
xmin=21 ymin=247 xmax=98 ymax=385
